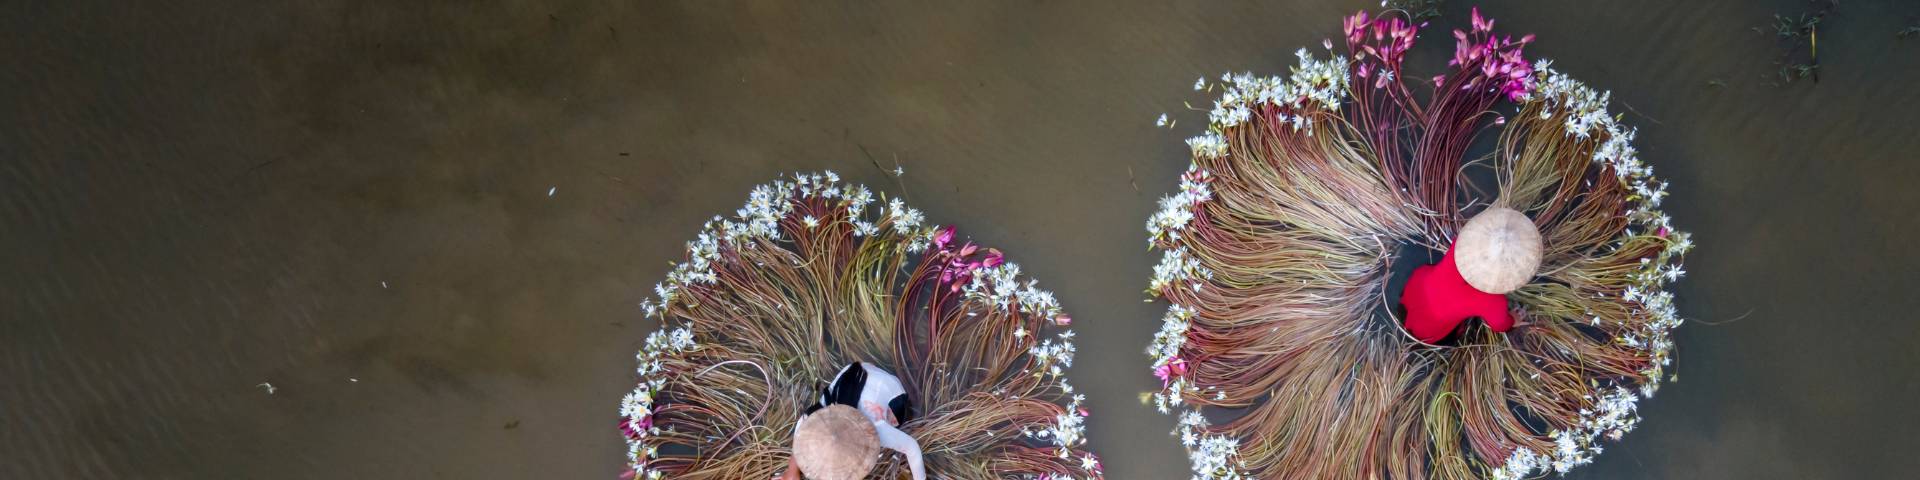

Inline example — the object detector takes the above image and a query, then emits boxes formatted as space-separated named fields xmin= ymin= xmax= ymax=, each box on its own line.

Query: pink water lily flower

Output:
xmin=931 ymin=228 xmax=1011 ymax=293
xmin=1343 ymin=11 xmax=1370 ymax=44
xmin=1470 ymin=7 xmax=1494 ymax=33
xmin=619 ymin=415 xmax=652 ymax=441
xmin=1344 ymin=11 xmax=1420 ymax=88
xmin=1447 ymin=8 xmax=1535 ymax=101
xmin=1153 ymin=358 xmax=1189 ymax=387
xmin=933 ymin=225 xmax=957 ymax=250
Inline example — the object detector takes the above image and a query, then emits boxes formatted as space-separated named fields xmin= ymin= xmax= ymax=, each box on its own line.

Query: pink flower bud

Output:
xmin=933 ymin=226 xmax=955 ymax=249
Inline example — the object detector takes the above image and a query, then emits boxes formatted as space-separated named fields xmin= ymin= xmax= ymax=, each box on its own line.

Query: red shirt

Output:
xmin=1401 ymin=246 xmax=1514 ymax=343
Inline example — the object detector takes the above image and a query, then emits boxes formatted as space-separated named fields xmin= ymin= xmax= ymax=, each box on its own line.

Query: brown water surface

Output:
xmin=5 ymin=1 xmax=1919 ymax=479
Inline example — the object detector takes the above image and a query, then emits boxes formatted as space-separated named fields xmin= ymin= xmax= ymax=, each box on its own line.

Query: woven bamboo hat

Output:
xmin=1455 ymin=206 xmax=1542 ymax=294
xmin=793 ymin=405 xmax=880 ymax=480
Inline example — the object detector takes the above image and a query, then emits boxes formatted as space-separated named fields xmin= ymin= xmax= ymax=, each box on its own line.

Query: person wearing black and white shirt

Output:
xmin=780 ymin=362 xmax=924 ymax=480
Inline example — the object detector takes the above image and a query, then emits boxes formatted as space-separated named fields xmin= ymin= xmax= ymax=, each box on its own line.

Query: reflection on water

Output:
xmin=4 ymin=0 xmax=1918 ymax=478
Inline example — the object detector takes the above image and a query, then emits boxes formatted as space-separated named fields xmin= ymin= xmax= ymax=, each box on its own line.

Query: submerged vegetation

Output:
xmin=624 ymin=173 xmax=1100 ymax=480
xmin=1381 ymin=0 xmax=1446 ymax=22
xmin=1146 ymin=8 xmax=1688 ymax=480
xmin=1757 ymin=0 xmax=1838 ymax=84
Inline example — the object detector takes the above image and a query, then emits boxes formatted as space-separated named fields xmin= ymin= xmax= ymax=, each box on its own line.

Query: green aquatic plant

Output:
xmin=1146 ymin=8 xmax=1689 ymax=480
xmin=1775 ymin=62 xmax=1819 ymax=83
xmin=1756 ymin=0 xmax=1837 ymax=84
xmin=622 ymin=173 xmax=1099 ymax=480
xmin=1762 ymin=12 xmax=1823 ymax=39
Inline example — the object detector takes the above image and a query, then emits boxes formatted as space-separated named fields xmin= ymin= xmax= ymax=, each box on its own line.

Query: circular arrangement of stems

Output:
xmin=622 ymin=173 xmax=1100 ymax=480
xmin=1144 ymin=9 xmax=1691 ymax=480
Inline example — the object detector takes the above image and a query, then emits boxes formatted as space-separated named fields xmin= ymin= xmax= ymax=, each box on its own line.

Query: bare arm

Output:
xmin=873 ymin=421 xmax=925 ymax=480
xmin=778 ymin=456 xmax=802 ymax=480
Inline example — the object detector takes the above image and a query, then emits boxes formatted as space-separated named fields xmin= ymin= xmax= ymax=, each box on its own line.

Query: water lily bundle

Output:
xmin=1145 ymin=9 xmax=1690 ymax=480
xmin=623 ymin=172 xmax=1100 ymax=480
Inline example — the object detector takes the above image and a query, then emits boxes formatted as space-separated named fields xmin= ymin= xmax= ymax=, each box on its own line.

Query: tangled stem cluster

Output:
xmin=627 ymin=173 xmax=1101 ymax=480
xmin=1146 ymin=8 xmax=1689 ymax=480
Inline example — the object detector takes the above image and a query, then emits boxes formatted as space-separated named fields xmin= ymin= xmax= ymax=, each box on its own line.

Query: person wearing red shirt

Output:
xmin=1400 ymin=206 xmax=1541 ymax=343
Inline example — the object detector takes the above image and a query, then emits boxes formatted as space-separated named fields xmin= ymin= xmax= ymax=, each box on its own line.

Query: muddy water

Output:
xmin=4 ymin=0 xmax=1917 ymax=478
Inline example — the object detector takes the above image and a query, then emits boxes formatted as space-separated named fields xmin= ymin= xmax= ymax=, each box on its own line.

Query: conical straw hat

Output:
xmin=793 ymin=405 xmax=880 ymax=480
xmin=1455 ymin=206 xmax=1541 ymax=294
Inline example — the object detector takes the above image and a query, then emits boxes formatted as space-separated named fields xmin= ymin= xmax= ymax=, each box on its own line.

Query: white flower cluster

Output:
xmin=1186 ymin=132 xmax=1230 ymax=159
xmin=887 ymin=197 xmax=926 ymax=233
xmin=636 ymin=328 xmax=695 ymax=377
xmin=621 ymin=385 xmax=664 ymax=471
xmin=1144 ymin=304 xmax=1238 ymax=479
xmin=622 ymin=328 xmax=695 ymax=475
xmin=1143 ymin=148 xmax=1240 ymax=479
xmin=991 ymin=292 xmax=1088 ymax=472
xmin=1490 ymin=387 xmax=1642 ymax=480
xmin=1200 ymin=49 xmax=1352 ymax=130
xmin=1488 ymin=444 xmax=1546 ymax=480
xmin=1175 ymin=410 xmax=1245 ymax=480
xmin=1533 ymin=64 xmax=1678 ymax=250
xmin=1528 ymin=59 xmax=1613 ymax=138
xmin=1151 ymin=375 xmax=1199 ymax=416
xmin=1145 ymin=304 xmax=1196 ymax=376
xmin=1030 ymin=330 xmax=1078 ymax=377
xmin=960 ymin=261 xmax=1072 ymax=324
xmin=1537 ymin=68 xmax=1691 ymax=402
xmin=1149 ymin=247 xmax=1215 ymax=293
xmin=943 ymin=245 xmax=1085 ymax=468
xmin=1623 ymin=283 xmax=1683 ymax=393
xmin=1534 ymin=67 xmax=1692 ymax=397
xmin=1031 ymin=380 xmax=1091 ymax=452
xmin=639 ymin=171 xmax=934 ymax=319
xmin=1182 ymin=49 xmax=1351 ymax=161
xmin=1529 ymin=64 xmax=1690 ymax=349
xmin=1147 ymin=166 xmax=1214 ymax=242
